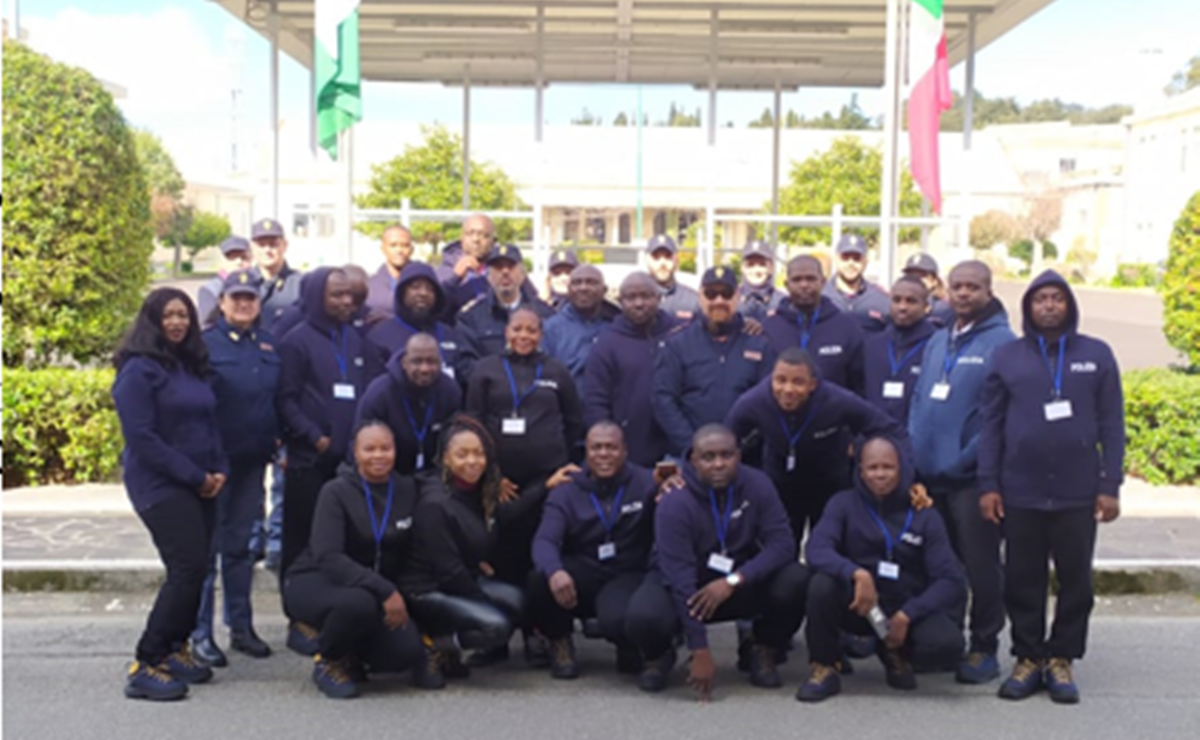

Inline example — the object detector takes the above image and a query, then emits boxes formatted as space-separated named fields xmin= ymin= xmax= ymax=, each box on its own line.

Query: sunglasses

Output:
xmin=703 ymin=287 xmax=735 ymax=301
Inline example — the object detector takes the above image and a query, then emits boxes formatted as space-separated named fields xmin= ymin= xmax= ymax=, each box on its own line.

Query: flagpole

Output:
xmin=336 ymin=127 xmax=354 ymax=265
xmin=879 ymin=0 xmax=902 ymax=284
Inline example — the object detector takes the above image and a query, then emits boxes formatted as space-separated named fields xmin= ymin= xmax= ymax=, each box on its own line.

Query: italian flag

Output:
xmin=907 ymin=0 xmax=952 ymax=213
xmin=315 ymin=0 xmax=362 ymax=160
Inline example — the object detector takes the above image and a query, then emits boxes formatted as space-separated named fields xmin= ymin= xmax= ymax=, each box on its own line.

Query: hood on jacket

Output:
xmin=610 ymin=310 xmax=676 ymax=339
xmin=886 ymin=316 xmax=937 ymax=346
xmin=569 ymin=460 xmax=634 ymax=494
xmin=853 ymin=434 xmax=917 ymax=514
xmin=1021 ymin=269 xmax=1079 ymax=338
xmin=301 ymin=266 xmax=345 ymax=332
xmin=394 ymin=262 xmax=448 ymax=322
xmin=680 ymin=453 xmax=748 ymax=502
xmin=777 ymin=294 xmax=843 ymax=325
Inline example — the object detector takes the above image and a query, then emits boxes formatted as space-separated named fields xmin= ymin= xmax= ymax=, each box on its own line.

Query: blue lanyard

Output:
xmin=796 ymin=305 xmax=821 ymax=350
xmin=502 ymin=358 xmax=543 ymax=415
xmin=401 ymin=393 xmax=436 ymax=449
xmin=362 ymin=478 xmax=395 ymax=572
xmin=888 ymin=338 xmax=929 ymax=377
xmin=708 ymin=487 xmax=735 ymax=554
xmin=330 ymin=327 xmax=349 ymax=380
xmin=395 ymin=317 xmax=446 ymax=361
xmin=1037 ymin=335 xmax=1066 ymax=399
xmin=941 ymin=335 xmax=975 ymax=379
xmin=778 ymin=404 xmax=818 ymax=451
xmin=863 ymin=500 xmax=914 ymax=561
xmin=589 ymin=486 xmax=626 ymax=540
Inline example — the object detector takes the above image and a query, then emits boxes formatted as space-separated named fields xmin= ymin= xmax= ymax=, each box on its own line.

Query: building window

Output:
xmin=585 ymin=217 xmax=606 ymax=244
xmin=1059 ymin=158 xmax=1076 ymax=173
xmin=653 ymin=211 xmax=667 ymax=236
xmin=618 ymin=213 xmax=631 ymax=244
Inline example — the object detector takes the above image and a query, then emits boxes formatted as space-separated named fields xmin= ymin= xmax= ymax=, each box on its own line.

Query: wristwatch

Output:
xmin=725 ymin=572 xmax=744 ymax=588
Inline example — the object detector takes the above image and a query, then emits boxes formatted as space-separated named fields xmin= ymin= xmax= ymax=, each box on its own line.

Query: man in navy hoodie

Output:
xmin=979 ymin=270 xmax=1124 ymax=705
xmin=908 ymin=259 xmax=1015 ymax=685
xmin=798 ymin=436 xmax=966 ymax=702
xmin=365 ymin=262 xmax=466 ymax=383
xmin=355 ymin=333 xmax=462 ymax=476
xmin=584 ymin=272 xmax=680 ymax=468
xmin=653 ymin=267 xmax=775 ymax=458
xmin=764 ymin=255 xmax=865 ymax=394
xmin=823 ymin=234 xmax=891 ymax=334
xmin=862 ymin=276 xmax=937 ymax=425
xmin=541 ymin=264 xmax=620 ymax=394
xmin=625 ymin=424 xmax=806 ymax=699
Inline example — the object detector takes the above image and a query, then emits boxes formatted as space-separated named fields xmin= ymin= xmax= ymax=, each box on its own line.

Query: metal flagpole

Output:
xmin=879 ymin=0 xmax=902 ymax=284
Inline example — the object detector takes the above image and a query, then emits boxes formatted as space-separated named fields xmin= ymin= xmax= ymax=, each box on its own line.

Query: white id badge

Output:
xmin=502 ymin=417 xmax=527 ymax=436
xmin=1044 ymin=399 xmax=1073 ymax=422
xmin=707 ymin=552 xmax=735 ymax=575
xmin=930 ymin=382 xmax=951 ymax=401
xmin=883 ymin=381 xmax=905 ymax=399
xmin=415 ymin=453 xmax=425 ymax=470
xmin=877 ymin=561 xmax=900 ymax=580
xmin=333 ymin=383 xmax=356 ymax=400
xmin=598 ymin=542 xmax=616 ymax=561
xmin=786 ymin=453 xmax=797 ymax=473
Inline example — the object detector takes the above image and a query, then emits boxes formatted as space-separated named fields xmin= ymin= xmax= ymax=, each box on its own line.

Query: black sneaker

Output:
xmin=124 ymin=661 xmax=188 ymax=701
xmin=637 ymin=648 xmax=677 ymax=693
xmin=549 ymin=636 xmax=580 ymax=680
xmin=412 ymin=641 xmax=447 ymax=691
xmin=524 ymin=631 xmax=551 ymax=669
xmin=880 ymin=648 xmax=917 ymax=691
xmin=616 ymin=645 xmax=643 ymax=675
xmin=230 ymin=629 xmax=271 ymax=659
xmin=747 ymin=642 xmax=783 ymax=689
xmin=796 ymin=662 xmax=842 ymax=703
xmin=312 ymin=654 xmax=359 ymax=699
xmin=164 ymin=645 xmax=214 ymax=685
xmin=192 ymin=636 xmax=227 ymax=668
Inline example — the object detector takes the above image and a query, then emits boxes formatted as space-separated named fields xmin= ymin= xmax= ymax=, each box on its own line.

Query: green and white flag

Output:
xmin=315 ymin=0 xmax=362 ymax=160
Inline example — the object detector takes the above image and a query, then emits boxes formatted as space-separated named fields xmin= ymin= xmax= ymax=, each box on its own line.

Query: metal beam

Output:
xmin=535 ymin=3 xmax=545 ymax=141
xmin=268 ymin=0 xmax=280 ymax=217
xmin=462 ymin=69 xmax=471 ymax=210
xmin=964 ymin=12 xmax=977 ymax=151
xmin=878 ymin=0 xmax=901 ymax=284
xmin=770 ymin=79 xmax=782 ymax=244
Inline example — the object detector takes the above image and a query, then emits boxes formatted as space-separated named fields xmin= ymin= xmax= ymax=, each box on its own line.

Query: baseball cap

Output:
xmin=220 ymin=269 xmax=261 ymax=297
xmin=903 ymin=252 xmax=940 ymax=276
xmin=700 ymin=265 xmax=738 ymax=292
xmin=742 ymin=240 xmax=775 ymax=262
xmin=645 ymin=234 xmax=678 ymax=256
xmin=485 ymin=244 xmax=523 ymax=266
xmin=835 ymin=233 xmax=867 ymax=256
xmin=219 ymin=236 xmax=251 ymax=256
xmin=549 ymin=249 xmax=579 ymax=271
xmin=251 ymin=218 xmax=285 ymax=240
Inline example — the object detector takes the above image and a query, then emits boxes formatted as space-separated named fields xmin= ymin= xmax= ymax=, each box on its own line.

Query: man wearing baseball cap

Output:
xmin=546 ymin=248 xmax=580 ymax=311
xmin=737 ymin=240 xmax=786 ymax=322
xmin=903 ymin=253 xmax=954 ymax=327
xmin=250 ymin=217 xmax=304 ymax=335
xmin=645 ymin=234 xmax=701 ymax=322
xmin=198 ymin=236 xmax=255 ymax=329
xmin=456 ymin=244 xmax=553 ymax=380
xmin=824 ymin=234 xmax=891 ymax=334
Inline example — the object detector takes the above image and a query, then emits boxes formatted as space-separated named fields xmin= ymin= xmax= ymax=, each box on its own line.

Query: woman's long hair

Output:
xmin=113 ymin=287 xmax=210 ymax=376
xmin=436 ymin=414 xmax=502 ymax=528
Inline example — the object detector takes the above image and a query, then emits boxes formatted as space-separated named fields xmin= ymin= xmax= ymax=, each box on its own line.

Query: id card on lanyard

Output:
xmin=590 ymin=486 xmax=626 ymax=561
xmin=864 ymin=500 xmax=914 ymax=581
xmin=330 ymin=327 xmax=356 ymax=400
xmin=779 ymin=404 xmax=817 ymax=473
xmin=502 ymin=358 xmax=542 ymax=435
xmin=884 ymin=338 xmax=928 ymax=400
xmin=363 ymin=477 xmax=396 ymax=573
xmin=1038 ymin=335 xmax=1073 ymax=421
xmin=402 ymin=394 xmax=436 ymax=470
xmin=706 ymin=487 xmax=736 ymax=574
xmin=931 ymin=335 xmax=973 ymax=402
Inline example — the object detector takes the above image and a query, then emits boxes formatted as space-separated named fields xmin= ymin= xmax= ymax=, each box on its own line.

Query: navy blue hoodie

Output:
xmin=823 ymin=278 xmax=891 ymax=334
xmin=908 ymin=298 xmax=1015 ymax=487
xmin=978 ymin=271 xmax=1125 ymax=509
xmin=653 ymin=460 xmax=796 ymax=650
xmin=583 ymin=311 xmax=681 ymax=467
xmin=862 ymin=318 xmax=937 ymax=426
xmin=365 ymin=262 xmax=466 ymax=382
xmin=541 ymin=300 xmax=621 ymax=395
xmin=725 ymin=376 xmax=905 ymax=491
xmin=354 ymin=350 xmax=463 ymax=476
xmin=202 ymin=316 xmax=281 ymax=463
xmin=806 ymin=439 xmax=966 ymax=622
xmin=276 ymin=267 xmax=385 ymax=469
xmin=763 ymin=296 xmax=865 ymax=393
xmin=531 ymin=462 xmax=657 ymax=579
xmin=653 ymin=314 xmax=776 ymax=457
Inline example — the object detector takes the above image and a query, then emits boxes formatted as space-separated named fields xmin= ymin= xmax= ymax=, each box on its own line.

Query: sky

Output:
xmin=10 ymin=0 xmax=1198 ymax=179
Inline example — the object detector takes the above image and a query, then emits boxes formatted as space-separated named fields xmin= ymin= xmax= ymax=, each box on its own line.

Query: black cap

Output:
xmin=549 ymin=248 xmax=579 ymax=271
xmin=835 ymin=233 xmax=867 ymax=256
xmin=219 ymin=236 xmax=251 ymax=256
xmin=700 ymin=266 xmax=738 ymax=291
xmin=645 ymin=234 xmax=678 ymax=256
xmin=485 ymin=244 xmax=523 ymax=266
xmin=903 ymin=252 xmax=939 ymax=275
xmin=741 ymin=240 xmax=775 ymax=262
xmin=251 ymin=218 xmax=285 ymax=240
xmin=221 ymin=269 xmax=261 ymax=297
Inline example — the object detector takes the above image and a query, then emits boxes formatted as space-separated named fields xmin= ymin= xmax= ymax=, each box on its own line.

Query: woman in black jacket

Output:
xmin=282 ymin=421 xmax=424 ymax=699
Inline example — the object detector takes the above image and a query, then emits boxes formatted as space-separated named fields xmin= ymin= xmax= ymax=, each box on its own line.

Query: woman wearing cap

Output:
xmin=112 ymin=288 xmax=229 ymax=701
xmin=189 ymin=270 xmax=281 ymax=668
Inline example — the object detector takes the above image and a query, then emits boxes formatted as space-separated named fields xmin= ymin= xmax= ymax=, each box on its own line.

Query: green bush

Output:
xmin=1122 ymin=368 xmax=1200 ymax=485
xmin=1159 ymin=191 xmax=1200 ymax=368
xmin=1110 ymin=262 xmax=1161 ymax=288
xmin=2 ymin=368 xmax=123 ymax=488
xmin=2 ymin=40 xmax=153 ymax=368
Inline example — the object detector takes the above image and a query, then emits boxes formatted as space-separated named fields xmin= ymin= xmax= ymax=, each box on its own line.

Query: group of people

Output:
xmin=111 ymin=213 xmax=1126 ymax=708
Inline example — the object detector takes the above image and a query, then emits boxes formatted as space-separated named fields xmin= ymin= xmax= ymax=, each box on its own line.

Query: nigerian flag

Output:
xmin=315 ymin=0 xmax=362 ymax=160
xmin=907 ymin=0 xmax=952 ymax=213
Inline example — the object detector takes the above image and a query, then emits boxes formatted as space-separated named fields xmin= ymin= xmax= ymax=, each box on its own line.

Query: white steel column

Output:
xmin=878 ymin=0 xmax=902 ymax=284
xmin=703 ymin=8 xmax=718 ymax=271
xmin=268 ymin=1 xmax=280 ymax=217
xmin=961 ymin=12 xmax=978 ymax=250
xmin=462 ymin=69 xmax=471 ymax=211
xmin=336 ymin=127 xmax=355 ymax=264
xmin=771 ymin=80 xmax=783 ymax=245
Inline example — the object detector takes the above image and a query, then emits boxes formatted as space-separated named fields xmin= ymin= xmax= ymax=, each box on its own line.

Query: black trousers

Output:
xmin=407 ymin=578 xmax=525 ymax=651
xmin=932 ymin=485 xmax=1004 ymax=655
xmin=135 ymin=493 xmax=216 ymax=665
xmin=1004 ymin=505 xmax=1097 ymax=661
xmin=777 ymin=472 xmax=847 ymax=548
xmin=625 ymin=563 xmax=810 ymax=659
xmin=281 ymin=461 xmax=338 ymax=589
xmin=525 ymin=558 xmax=644 ymax=644
xmin=283 ymin=570 xmax=423 ymax=670
xmin=804 ymin=571 xmax=964 ymax=669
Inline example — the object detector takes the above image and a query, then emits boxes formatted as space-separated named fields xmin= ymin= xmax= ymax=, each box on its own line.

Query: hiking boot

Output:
xmin=312 ymin=654 xmax=359 ymax=699
xmin=796 ymin=662 xmax=842 ymax=703
xmin=164 ymin=645 xmax=213 ymax=685
xmin=880 ymin=648 xmax=917 ymax=691
xmin=287 ymin=621 xmax=320 ymax=657
xmin=747 ymin=642 xmax=783 ymax=689
xmin=549 ymin=636 xmax=580 ymax=680
xmin=956 ymin=651 xmax=1000 ymax=684
xmin=524 ymin=631 xmax=551 ymax=669
xmin=192 ymin=636 xmax=227 ymax=668
xmin=466 ymin=643 xmax=510 ymax=668
xmin=124 ymin=661 xmax=188 ymax=701
xmin=637 ymin=648 xmax=677 ymax=693
xmin=616 ymin=645 xmax=643 ymax=675
xmin=1044 ymin=658 xmax=1080 ymax=705
xmin=230 ymin=628 xmax=271 ymax=659
xmin=412 ymin=639 xmax=447 ymax=691
xmin=998 ymin=658 xmax=1044 ymax=701
xmin=444 ymin=649 xmax=471 ymax=680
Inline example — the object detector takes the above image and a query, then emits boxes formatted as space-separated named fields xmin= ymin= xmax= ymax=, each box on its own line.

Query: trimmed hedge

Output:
xmin=1122 ymin=368 xmax=1200 ymax=486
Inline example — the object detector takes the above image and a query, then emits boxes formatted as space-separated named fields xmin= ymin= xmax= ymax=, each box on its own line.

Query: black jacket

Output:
xmin=399 ymin=473 xmax=496 ymax=601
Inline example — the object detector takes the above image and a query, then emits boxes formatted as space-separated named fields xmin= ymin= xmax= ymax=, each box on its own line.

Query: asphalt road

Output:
xmin=4 ymin=594 xmax=1200 ymax=740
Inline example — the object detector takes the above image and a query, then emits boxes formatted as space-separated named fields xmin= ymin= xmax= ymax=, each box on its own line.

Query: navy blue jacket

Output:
xmin=365 ymin=263 xmax=402 ymax=317
xmin=806 ymin=441 xmax=966 ymax=622
xmin=908 ymin=299 xmax=1016 ymax=488
xmin=202 ymin=317 xmax=281 ymax=463
xmin=823 ymin=278 xmax=891 ymax=334
xmin=456 ymin=287 xmax=554 ymax=382
xmin=763 ymin=296 xmax=865 ymax=394
xmin=112 ymin=356 xmax=228 ymax=513
xmin=541 ymin=301 xmax=620 ymax=396
xmin=583 ymin=311 xmax=681 ymax=467
xmin=276 ymin=267 xmax=385 ymax=469
xmin=258 ymin=263 xmax=304 ymax=335
xmin=436 ymin=240 xmax=488 ymax=320
xmin=653 ymin=461 xmax=796 ymax=650
xmin=978 ymin=271 xmax=1125 ymax=509
xmin=658 ymin=279 xmax=702 ymax=322
xmin=726 ymin=376 xmax=905 ymax=490
xmin=862 ymin=318 xmax=937 ymax=426
xmin=737 ymin=283 xmax=786 ymax=322
xmin=929 ymin=297 xmax=955 ymax=328
xmin=365 ymin=262 xmax=466 ymax=383
xmin=355 ymin=351 xmax=462 ymax=476
xmin=532 ymin=462 xmax=657 ymax=579
xmin=653 ymin=314 xmax=775 ymax=457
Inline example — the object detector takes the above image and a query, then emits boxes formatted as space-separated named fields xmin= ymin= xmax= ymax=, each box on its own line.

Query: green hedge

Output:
xmin=1122 ymin=368 xmax=1200 ymax=485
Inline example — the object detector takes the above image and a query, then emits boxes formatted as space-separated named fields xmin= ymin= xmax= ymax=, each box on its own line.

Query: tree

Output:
xmin=181 ymin=211 xmax=232 ymax=260
xmin=356 ymin=124 xmax=529 ymax=247
xmin=772 ymin=136 xmax=923 ymax=247
xmin=133 ymin=129 xmax=185 ymax=202
xmin=2 ymin=40 xmax=153 ymax=368
xmin=613 ymin=112 xmax=629 ymax=126
xmin=570 ymin=108 xmax=602 ymax=126
xmin=1159 ymin=191 xmax=1200 ymax=368
xmin=970 ymin=210 xmax=1020 ymax=251
xmin=1165 ymin=55 xmax=1200 ymax=97
xmin=660 ymin=102 xmax=701 ymax=127
xmin=939 ymin=90 xmax=1130 ymax=131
